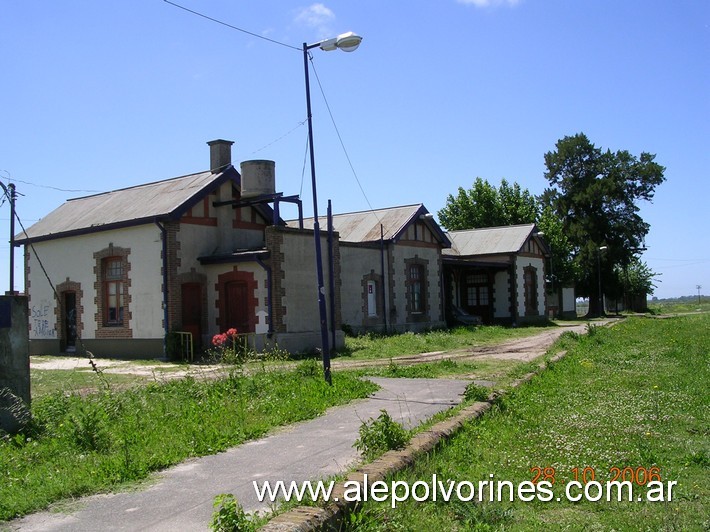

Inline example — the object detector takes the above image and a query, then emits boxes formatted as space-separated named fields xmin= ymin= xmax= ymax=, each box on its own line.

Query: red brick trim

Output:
xmin=215 ymin=267 xmax=258 ymax=333
xmin=55 ymin=278 xmax=84 ymax=343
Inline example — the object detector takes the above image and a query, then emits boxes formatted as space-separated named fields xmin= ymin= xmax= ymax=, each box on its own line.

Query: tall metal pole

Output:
xmin=1 ymin=182 xmax=16 ymax=295
xmin=9 ymin=184 xmax=15 ymax=295
xmin=303 ymin=43 xmax=332 ymax=385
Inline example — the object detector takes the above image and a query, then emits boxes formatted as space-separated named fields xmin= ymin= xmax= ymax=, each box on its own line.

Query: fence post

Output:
xmin=0 ymin=295 xmax=31 ymax=433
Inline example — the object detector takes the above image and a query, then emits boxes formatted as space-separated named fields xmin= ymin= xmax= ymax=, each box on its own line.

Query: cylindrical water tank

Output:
xmin=240 ymin=160 xmax=276 ymax=198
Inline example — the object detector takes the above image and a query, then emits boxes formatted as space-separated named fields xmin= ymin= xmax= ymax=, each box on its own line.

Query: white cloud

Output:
xmin=457 ymin=0 xmax=521 ymax=7
xmin=295 ymin=4 xmax=336 ymax=35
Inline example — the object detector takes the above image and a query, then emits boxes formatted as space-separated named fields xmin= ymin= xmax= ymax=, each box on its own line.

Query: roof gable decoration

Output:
xmin=291 ymin=204 xmax=451 ymax=248
xmin=444 ymin=223 xmax=549 ymax=257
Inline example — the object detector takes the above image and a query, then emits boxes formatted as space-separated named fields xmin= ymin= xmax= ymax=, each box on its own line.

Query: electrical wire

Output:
xmin=163 ymin=0 xmax=301 ymax=51
xmin=250 ymin=120 xmax=308 ymax=155
xmin=300 ymin=131 xmax=309 ymax=199
xmin=163 ymin=0 xmax=383 ymax=229
xmin=11 ymin=204 xmax=107 ymax=378
xmin=308 ymin=57 xmax=382 ymax=225
xmin=1 ymin=171 xmax=100 ymax=194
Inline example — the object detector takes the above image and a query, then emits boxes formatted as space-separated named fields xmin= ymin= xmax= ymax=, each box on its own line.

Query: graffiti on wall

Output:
xmin=31 ymin=300 xmax=55 ymax=338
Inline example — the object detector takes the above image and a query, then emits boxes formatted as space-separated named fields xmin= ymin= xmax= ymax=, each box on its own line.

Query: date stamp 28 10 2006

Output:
xmin=530 ymin=466 xmax=677 ymax=503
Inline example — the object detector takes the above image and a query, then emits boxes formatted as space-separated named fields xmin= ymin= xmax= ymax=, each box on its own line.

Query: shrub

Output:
xmin=464 ymin=383 xmax=490 ymax=402
xmin=210 ymin=494 xmax=255 ymax=532
xmin=354 ymin=409 xmax=409 ymax=461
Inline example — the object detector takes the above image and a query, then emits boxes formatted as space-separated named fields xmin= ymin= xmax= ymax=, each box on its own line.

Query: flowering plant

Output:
xmin=211 ymin=328 xmax=249 ymax=364
xmin=212 ymin=328 xmax=238 ymax=348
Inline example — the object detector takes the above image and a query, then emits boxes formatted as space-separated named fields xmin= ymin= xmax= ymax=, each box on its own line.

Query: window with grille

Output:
xmin=104 ymin=258 xmax=124 ymax=326
xmin=409 ymin=264 xmax=424 ymax=313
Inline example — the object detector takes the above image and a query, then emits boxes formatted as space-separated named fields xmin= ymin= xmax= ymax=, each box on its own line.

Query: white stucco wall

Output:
xmin=26 ymin=224 xmax=163 ymax=340
xmin=201 ymin=262 xmax=269 ymax=338
xmin=339 ymin=245 xmax=383 ymax=328
xmin=389 ymin=245 xmax=443 ymax=329
xmin=562 ymin=287 xmax=576 ymax=313
xmin=515 ymin=256 xmax=546 ymax=319
xmin=494 ymin=270 xmax=511 ymax=318
xmin=279 ymin=230 xmax=335 ymax=333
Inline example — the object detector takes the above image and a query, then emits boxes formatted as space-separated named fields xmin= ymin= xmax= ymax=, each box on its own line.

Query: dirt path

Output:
xmin=31 ymin=320 xmax=617 ymax=378
xmin=331 ymin=320 xmax=616 ymax=370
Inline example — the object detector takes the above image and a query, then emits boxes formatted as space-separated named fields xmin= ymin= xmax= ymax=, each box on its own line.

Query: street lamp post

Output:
xmin=598 ymin=246 xmax=607 ymax=317
xmin=0 ymin=181 xmax=17 ymax=295
xmin=302 ymin=32 xmax=362 ymax=384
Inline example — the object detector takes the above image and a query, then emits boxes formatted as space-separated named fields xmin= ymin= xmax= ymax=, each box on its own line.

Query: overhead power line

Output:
xmin=163 ymin=0 xmax=300 ymax=51
xmin=163 ymin=0 xmax=380 ymax=224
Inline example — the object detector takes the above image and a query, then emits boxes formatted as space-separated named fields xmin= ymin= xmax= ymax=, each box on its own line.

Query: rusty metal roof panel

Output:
xmin=444 ymin=224 xmax=535 ymax=256
xmin=17 ymin=170 xmax=228 ymax=242
xmin=293 ymin=204 xmax=426 ymax=243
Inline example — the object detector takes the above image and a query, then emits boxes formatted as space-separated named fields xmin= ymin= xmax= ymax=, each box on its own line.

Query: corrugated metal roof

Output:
xmin=289 ymin=204 xmax=435 ymax=243
xmin=16 ymin=170 xmax=231 ymax=242
xmin=444 ymin=224 xmax=536 ymax=256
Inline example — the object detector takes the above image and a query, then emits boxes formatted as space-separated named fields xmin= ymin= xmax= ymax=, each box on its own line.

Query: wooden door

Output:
xmin=224 ymin=281 xmax=249 ymax=333
xmin=181 ymin=283 xmax=203 ymax=350
xmin=461 ymin=272 xmax=492 ymax=323
xmin=63 ymin=292 xmax=77 ymax=352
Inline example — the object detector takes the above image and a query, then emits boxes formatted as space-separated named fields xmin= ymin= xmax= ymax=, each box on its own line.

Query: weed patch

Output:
xmin=354 ymin=410 xmax=410 ymax=461
xmin=210 ymin=493 xmax=260 ymax=531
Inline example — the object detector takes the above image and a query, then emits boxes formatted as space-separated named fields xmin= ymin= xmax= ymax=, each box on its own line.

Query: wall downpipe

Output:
xmin=380 ymin=224 xmax=387 ymax=334
xmin=155 ymin=220 xmax=169 ymax=357
xmin=255 ymin=257 xmax=274 ymax=336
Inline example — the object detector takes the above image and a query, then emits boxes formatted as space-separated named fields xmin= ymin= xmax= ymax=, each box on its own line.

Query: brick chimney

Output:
xmin=207 ymin=139 xmax=234 ymax=173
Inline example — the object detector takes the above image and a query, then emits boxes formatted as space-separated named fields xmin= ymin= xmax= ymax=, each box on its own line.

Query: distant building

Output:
xmin=443 ymin=224 xmax=551 ymax=324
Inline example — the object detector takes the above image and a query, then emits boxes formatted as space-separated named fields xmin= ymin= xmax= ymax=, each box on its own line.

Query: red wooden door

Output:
xmin=224 ymin=281 xmax=249 ymax=333
xmin=181 ymin=283 xmax=203 ymax=350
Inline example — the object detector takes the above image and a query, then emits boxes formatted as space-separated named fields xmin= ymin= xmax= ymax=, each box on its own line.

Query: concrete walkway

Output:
xmin=10 ymin=377 xmax=470 ymax=532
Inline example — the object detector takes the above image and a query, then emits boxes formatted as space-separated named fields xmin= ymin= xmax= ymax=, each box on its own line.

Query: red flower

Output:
xmin=212 ymin=333 xmax=227 ymax=346
xmin=226 ymin=328 xmax=238 ymax=337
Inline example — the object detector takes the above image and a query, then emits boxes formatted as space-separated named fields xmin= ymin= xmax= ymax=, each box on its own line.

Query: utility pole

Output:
xmin=1 ymin=181 xmax=17 ymax=295
xmin=697 ymin=285 xmax=702 ymax=305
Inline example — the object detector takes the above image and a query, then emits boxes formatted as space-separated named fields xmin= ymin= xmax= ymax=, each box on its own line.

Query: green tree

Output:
xmin=544 ymin=133 xmax=665 ymax=316
xmin=537 ymin=205 xmax=578 ymax=288
xmin=614 ymin=259 xmax=660 ymax=312
xmin=438 ymin=177 xmax=538 ymax=230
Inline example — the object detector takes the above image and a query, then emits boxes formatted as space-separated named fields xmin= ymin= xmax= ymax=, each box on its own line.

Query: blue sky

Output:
xmin=1 ymin=0 xmax=708 ymax=299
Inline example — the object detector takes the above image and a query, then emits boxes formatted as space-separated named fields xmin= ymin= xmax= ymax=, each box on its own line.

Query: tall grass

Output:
xmin=345 ymin=314 xmax=710 ymax=530
xmin=0 ymin=365 xmax=377 ymax=521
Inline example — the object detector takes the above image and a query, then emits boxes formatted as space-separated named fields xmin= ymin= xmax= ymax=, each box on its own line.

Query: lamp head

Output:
xmin=318 ymin=32 xmax=362 ymax=52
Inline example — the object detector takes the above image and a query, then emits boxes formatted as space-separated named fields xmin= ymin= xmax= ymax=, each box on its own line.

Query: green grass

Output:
xmin=648 ymin=299 xmax=710 ymax=315
xmin=31 ymin=368 xmax=151 ymax=397
xmin=0 ymin=365 xmax=377 ymax=522
xmin=337 ymin=324 xmax=556 ymax=360
xmin=344 ymin=314 xmax=709 ymax=530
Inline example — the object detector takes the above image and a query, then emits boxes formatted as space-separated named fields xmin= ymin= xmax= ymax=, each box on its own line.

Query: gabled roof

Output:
xmin=15 ymin=166 xmax=254 ymax=244
xmin=444 ymin=223 xmax=547 ymax=257
xmin=289 ymin=204 xmax=451 ymax=246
